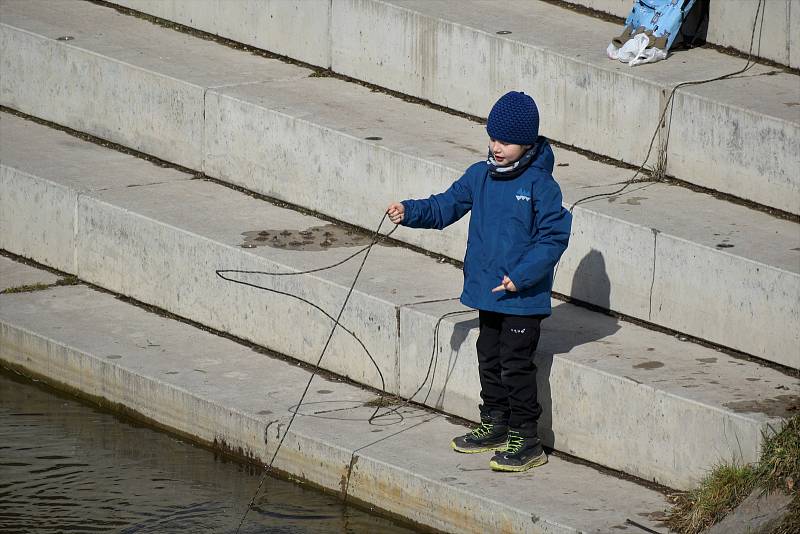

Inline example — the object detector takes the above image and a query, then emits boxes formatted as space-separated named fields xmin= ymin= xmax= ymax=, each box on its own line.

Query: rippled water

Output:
xmin=0 ymin=371 xmax=419 ymax=533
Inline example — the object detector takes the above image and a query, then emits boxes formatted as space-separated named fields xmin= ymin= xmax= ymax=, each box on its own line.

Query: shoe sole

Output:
xmin=489 ymin=452 xmax=548 ymax=472
xmin=450 ymin=441 xmax=507 ymax=454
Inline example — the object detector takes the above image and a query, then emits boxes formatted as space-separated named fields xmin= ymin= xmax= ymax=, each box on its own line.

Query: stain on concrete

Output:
xmin=316 ymin=389 xmax=333 ymax=394
xmin=164 ymin=371 xmax=178 ymax=375
xmin=633 ymin=361 xmax=664 ymax=370
xmin=340 ymin=454 xmax=359 ymax=499
xmin=745 ymin=378 xmax=760 ymax=381
xmin=696 ymin=357 xmax=717 ymax=364
xmin=240 ymin=224 xmax=373 ymax=251
xmin=257 ymin=410 xmax=272 ymax=415
xmin=106 ymin=354 xmax=122 ymax=360
xmin=623 ymin=196 xmax=647 ymax=206
xmin=724 ymin=395 xmax=800 ymax=418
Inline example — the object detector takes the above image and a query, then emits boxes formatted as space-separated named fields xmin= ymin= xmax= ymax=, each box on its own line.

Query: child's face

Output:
xmin=489 ymin=138 xmax=529 ymax=166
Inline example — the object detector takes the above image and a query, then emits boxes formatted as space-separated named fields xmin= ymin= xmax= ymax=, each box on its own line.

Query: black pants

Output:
xmin=476 ymin=310 xmax=544 ymax=433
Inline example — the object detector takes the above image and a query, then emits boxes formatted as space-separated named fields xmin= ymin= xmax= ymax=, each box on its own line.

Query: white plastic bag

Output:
xmin=614 ymin=33 xmax=667 ymax=66
xmin=607 ymin=42 xmax=621 ymax=60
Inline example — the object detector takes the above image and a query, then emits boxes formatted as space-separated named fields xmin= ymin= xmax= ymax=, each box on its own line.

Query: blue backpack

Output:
xmin=624 ymin=0 xmax=700 ymax=50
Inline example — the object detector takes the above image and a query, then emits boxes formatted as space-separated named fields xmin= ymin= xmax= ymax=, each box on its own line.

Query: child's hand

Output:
xmin=492 ymin=275 xmax=517 ymax=293
xmin=386 ymin=202 xmax=405 ymax=224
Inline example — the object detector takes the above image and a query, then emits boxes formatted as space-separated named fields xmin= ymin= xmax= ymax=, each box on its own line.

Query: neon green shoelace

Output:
xmin=470 ymin=422 xmax=494 ymax=438
xmin=505 ymin=431 xmax=524 ymax=454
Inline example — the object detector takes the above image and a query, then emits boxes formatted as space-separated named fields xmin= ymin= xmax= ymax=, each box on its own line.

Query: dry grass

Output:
xmin=0 ymin=275 xmax=80 ymax=295
xmin=667 ymin=415 xmax=799 ymax=533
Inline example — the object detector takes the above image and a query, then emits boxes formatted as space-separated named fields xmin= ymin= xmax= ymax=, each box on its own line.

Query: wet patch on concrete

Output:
xmin=633 ymin=361 xmax=664 ymax=370
xmin=240 ymin=224 xmax=373 ymax=251
xmin=696 ymin=357 xmax=717 ymax=364
xmin=723 ymin=395 xmax=800 ymax=418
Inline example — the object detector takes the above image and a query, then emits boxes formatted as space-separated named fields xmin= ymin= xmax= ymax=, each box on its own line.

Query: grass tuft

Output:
xmin=666 ymin=414 xmax=800 ymax=533
xmin=0 ymin=282 xmax=52 ymax=294
xmin=0 ymin=275 xmax=81 ymax=295
xmin=756 ymin=416 xmax=800 ymax=495
xmin=667 ymin=463 xmax=756 ymax=533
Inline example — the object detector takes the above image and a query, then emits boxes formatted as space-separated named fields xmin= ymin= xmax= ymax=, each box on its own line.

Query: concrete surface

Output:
xmin=2 ymin=113 xmax=798 ymax=489
xmin=0 ymin=280 xmax=674 ymax=533
xmin=0 ymin=0 xmax=310 ymax=169
xmin=0 ymin=255 xmax=59 ymax=291
xmin=576 ymin=0 xmax=799 ymax=69
xmin=109 ymin=0 xmax=331 ymax=67
xmin=327 ymin=0 xmax=800 ymax=212
xmin=0 ymin=0 xmax=798 ymax=364
xmin=706 ymin=487 xmax=794 ymax=534
xmin=73 ymin=0 xmax=800 ymax=210
xmin=3 ymin=54 xmax=800 ymax=370
xmin=400 ymin=299 xmax=799 ymax=489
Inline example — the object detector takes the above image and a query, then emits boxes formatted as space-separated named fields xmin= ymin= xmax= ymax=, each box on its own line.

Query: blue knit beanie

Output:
xmin=486 ymin=91 xmax=539 ymax=145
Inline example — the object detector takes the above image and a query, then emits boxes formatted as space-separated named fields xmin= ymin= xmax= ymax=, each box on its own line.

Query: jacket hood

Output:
xmin=530 ymin=136 xmax=554 ymax=174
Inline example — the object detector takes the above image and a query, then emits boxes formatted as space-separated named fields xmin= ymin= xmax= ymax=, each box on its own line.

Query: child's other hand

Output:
xmin=386 ymin=202 xmax=405 ymax=224
xmin=492 ymin=275 xmax=517 ymax=293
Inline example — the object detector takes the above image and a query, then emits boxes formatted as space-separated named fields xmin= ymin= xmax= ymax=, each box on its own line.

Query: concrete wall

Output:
xmin=110 ymin=0 xmax=332 ymax=67
xmin=1 ymin=5 xmax=797 ymax=368
xmin=0 ymin=283 xmax=674 ymax=532
xmin=3 ymin=112 xmax=798 ymax=488
xmin=0 ymin=25 xmax=205 ymax=169
xmin=100 ymin=0 xmax=800 ymax=213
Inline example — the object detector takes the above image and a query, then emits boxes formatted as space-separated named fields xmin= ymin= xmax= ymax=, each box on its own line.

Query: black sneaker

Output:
xmin=451 ymin=420 xmax=508 ymax=453
xmin=489 ymin=430 xmax=548 ymax=472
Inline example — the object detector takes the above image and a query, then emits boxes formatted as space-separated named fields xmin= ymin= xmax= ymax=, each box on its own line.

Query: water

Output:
xmin=0 ymin=371 xmax=421 ymax=533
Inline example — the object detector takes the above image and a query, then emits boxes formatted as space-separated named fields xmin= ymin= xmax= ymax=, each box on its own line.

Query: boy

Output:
xmin=386 ymin=91 xmax=572 ymax=472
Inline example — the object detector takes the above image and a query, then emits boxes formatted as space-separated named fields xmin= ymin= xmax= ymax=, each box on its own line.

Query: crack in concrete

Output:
xmin=399 ymin=296 xmax=461 ymax=308
xmin=341 ymin=453 xmax=359 ymax=502
xmin=648 ymin=229 xmax=660 ymax=321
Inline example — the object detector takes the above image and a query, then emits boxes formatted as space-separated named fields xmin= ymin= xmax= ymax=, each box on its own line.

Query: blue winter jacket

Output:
xmin=401 ymin=139 xmax=571 ymax=316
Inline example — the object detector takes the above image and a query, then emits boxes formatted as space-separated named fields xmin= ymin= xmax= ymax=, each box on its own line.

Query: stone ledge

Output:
xmin=0 ymin=280 xmax=673 ymax=533
xmin=2 ymin=113 xmax=797 ymax=488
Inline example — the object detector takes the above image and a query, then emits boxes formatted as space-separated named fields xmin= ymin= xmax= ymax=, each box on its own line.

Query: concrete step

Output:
xmin=1 ymin=0 xmax=797 ymax=367
xmin=573 ymin=0 xmax=799 ymax=69
xmin=0 ymin=260 xmax=673 ymax=534
xmin=110 ymin=0 xmax=800 ymax=70
xmin=97 ymin=0 xmax=800 ymax=212
xmin=2 ymin=112 xmax=798 ymax=489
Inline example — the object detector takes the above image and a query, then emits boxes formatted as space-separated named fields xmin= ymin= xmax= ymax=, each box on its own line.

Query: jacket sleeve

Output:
xmin=508 ymin=176 xmax=572 ymax=291
xmin=400 ymin=170 xmax=474 ymax=230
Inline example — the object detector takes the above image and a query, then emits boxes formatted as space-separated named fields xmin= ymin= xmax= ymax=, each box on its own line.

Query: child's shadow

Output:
xmin=537 ymin=249 xmax=618 ymax=446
